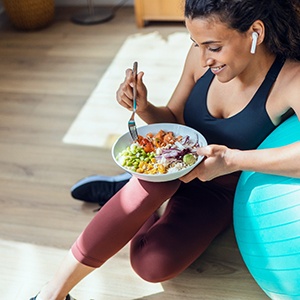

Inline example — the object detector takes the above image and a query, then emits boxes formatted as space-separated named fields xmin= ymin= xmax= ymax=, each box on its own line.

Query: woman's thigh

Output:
xmin=130 ymin=178 xmax=235 ymax=282
xmin=71 ymin=176 xmax=181 ymax=268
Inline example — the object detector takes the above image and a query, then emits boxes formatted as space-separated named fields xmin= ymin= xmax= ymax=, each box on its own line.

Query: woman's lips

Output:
xmin=211 ymin=64 xmax=226 ymax=74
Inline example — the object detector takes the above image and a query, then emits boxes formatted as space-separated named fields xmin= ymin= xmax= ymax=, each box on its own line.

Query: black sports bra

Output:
xmin=183 ymin=56 xmax=286 ymax=150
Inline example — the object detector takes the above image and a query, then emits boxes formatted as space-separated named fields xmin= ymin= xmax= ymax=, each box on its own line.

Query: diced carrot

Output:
xmin=141 ymin=139 xmax=154 ymax=152
xmin=146 ymin=133 xmax=154 ymax=139
xmin=163 ymin=132 xmax=176 ymax=145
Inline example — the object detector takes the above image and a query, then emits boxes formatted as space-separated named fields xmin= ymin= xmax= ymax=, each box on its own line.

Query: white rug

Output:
xmin=1 ymin=239 xmax=163 ymax=299
xmin=63 ymin=31 xmax=191 ymax=148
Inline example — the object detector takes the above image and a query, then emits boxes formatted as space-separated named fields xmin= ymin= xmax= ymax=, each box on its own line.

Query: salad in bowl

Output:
xmin=112 ymin=123 xmax=207 ymax=182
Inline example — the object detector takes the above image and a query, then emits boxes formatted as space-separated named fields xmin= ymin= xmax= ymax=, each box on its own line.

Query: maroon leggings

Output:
xmin=71 ymin=174 xmax=239 ymax=282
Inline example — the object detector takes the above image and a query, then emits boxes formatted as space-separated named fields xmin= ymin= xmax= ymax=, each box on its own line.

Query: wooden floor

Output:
xmin=0 ymin=6 xmax=268 ymax=300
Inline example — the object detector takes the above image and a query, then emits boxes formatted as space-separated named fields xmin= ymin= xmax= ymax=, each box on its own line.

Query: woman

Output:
xmin=31 ymin=0 xmax=300 ymax=299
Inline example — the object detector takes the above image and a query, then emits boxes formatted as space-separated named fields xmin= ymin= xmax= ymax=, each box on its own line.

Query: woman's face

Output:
xmin=185 ymin=16 xmax=252 ymax=83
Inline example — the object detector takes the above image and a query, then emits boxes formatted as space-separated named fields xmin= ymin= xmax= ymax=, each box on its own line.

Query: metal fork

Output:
xmin=128 ymin=61 xmax=138 ymax=141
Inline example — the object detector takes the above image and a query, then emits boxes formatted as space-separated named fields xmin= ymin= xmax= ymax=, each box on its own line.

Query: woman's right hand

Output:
xmin=116 ymin=68 xmax=148 ymax=113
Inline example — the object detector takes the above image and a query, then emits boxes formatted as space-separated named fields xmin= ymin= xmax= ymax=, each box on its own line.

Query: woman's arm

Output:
xmin=180 ymin=140 xmax=300 ymax=183
xmin=227 ymin=142 xmax=300 ymax=178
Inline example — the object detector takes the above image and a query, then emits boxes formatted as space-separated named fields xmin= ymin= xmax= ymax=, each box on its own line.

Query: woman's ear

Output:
xmin=249 ymin=20 xmax=265 ymax=54
xmin=250 ymin=20 xmax=265 ymax=45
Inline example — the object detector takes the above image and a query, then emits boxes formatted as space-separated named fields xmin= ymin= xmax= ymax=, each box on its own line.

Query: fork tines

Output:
xmin=128 ymin=120 xmax=138 ymax=141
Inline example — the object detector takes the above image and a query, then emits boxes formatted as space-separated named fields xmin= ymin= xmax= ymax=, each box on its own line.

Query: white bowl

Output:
xmin=112 ymin=123 xmax=207 ymax=182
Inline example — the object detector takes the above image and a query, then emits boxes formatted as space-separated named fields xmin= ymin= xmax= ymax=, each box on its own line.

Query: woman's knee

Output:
xmin=130 ymin=252 xmax=181 ymax=283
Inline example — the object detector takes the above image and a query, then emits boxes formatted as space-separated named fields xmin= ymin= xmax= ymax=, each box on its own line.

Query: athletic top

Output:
xmin=183 ymin=56 xmax=286 ymax=150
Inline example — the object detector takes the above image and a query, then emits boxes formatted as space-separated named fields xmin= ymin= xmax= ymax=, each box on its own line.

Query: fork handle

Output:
xmin=132 ymin=61 xmax=138 ymax=112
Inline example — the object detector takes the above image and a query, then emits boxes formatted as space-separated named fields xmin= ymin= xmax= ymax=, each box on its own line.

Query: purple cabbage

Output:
xmin=155 ymin=134 xmax=199 ymax=163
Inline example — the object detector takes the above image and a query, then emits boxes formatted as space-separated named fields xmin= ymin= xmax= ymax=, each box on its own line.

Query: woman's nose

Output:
xmin=201 ymin=56 xmax=214 ymax=68
xmin=200 ymin=50 xmax=214 ymax=68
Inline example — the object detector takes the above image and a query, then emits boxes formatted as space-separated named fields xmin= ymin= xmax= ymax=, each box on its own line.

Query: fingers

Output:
xmin=116 ymin=68 xmax=135 ymax=109
xmin=136 ymin=71 xmax=144 ymax=86
xmin=116 ymin=68 xmax=145 ymax=110
xmin=196 ymin=145 xmax=211 ymax=157
xmin=179 ymin=163 xmax=201 ymax=183
xmin=179 ymin=172 xmax=194 ymax=183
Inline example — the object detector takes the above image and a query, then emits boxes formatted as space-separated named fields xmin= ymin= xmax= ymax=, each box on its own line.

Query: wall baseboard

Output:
xmin=0 ymin=1 xmax=133 ymax=12
xmin=55 ymin=0 xmax=133 ymax=6
xmin=0 ymin=1 xmax=133 ymax=15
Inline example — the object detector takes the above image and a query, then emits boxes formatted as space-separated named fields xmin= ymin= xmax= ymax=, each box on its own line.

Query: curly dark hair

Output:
xmin=185 ymin=0 xmax=300 ymax=60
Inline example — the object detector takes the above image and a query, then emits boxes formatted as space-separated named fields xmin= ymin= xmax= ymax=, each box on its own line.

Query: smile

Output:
xmin=211 ymin=64 xmax=226 ymax=74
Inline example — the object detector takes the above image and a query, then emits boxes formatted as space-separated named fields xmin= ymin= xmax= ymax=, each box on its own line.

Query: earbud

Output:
xmin=251 ymin=32 xmax=259 ymax=54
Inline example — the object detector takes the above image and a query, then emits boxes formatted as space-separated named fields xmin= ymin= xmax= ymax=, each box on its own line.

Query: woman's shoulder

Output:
xmin=282 ymin=60 xmax=300 ymax=93
xmin=185 ymin=44 xmax=208 ymax=82
xmin=276 ymin=59 xmax=300 ymax=89
xmin=283 ymin=59 xmax=300 ymax=78
xmin=279 ymin=59 xmax=300 ymax=114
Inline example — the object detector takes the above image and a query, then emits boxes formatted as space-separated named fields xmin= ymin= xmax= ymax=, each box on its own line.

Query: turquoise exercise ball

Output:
xmin=233 ymin=115 xmax=300 ymax=300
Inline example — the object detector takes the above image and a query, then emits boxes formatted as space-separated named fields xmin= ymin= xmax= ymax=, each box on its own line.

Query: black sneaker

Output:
xmin=70 ymin=173 xmax=132 ymax=207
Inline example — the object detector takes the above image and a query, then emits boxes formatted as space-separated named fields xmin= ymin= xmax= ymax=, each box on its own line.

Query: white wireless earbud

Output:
xmin=251 ymin=32 xmax=259 ymax=54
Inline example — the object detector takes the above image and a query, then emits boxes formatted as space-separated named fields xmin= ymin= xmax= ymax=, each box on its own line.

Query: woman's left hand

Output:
xmin=180 ymin=145 xmax=236 ymax=183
